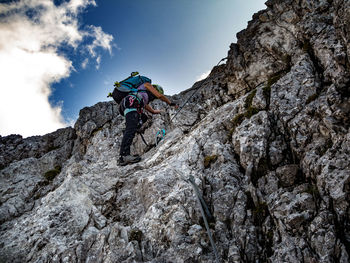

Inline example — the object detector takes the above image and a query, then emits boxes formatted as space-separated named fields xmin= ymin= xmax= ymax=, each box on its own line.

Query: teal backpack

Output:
xmin=108 ymin=72 xmax=151 ymax=103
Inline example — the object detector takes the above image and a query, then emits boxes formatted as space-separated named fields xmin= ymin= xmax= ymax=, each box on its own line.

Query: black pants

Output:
xmin=120 ymin=111 xmax=140 ymax=156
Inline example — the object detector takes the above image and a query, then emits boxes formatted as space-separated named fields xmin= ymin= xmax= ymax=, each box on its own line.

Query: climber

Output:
xmin=110 ymin=75 xmax=178 ymax=166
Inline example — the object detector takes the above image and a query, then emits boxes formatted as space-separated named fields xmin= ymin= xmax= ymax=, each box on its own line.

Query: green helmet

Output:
xmin=153 ymin=84 xmax=164 ymax=95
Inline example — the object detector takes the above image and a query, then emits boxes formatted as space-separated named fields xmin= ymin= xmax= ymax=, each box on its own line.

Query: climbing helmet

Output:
xmin=153 ymin=84 xmax=164 ymax=95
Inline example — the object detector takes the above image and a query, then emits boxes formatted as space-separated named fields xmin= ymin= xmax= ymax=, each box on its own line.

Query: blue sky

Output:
xmin=0 ymin=0 xmax=266 ymax=137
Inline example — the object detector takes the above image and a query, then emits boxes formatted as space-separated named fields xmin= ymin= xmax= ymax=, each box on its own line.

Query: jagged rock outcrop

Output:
xmin=0 ymin=0 xmax=349 ymax=262
xmin=0 ymin=128 xmax=76 ymax=225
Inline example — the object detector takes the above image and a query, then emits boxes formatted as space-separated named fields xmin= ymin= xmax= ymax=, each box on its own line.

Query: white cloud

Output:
xmin=87 ymin=26 xmax=114 ymax=57
xmin=82 ymin=58 xmax=89 ymax=69
xmin=96 ymin=55 xmax=101 ymax=70
xmin=196 ymin=70 xmax=211 ymax=82
xmin=0 ymin=0 xmax=113 ymax=137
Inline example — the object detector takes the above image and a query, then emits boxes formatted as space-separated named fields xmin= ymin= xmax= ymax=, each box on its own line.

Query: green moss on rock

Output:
xmin=43 ymin=165 xmax=61 ymax=181
xmin=228 ymin=113 xmax=245 ymax=137
xmin=232 ymin=113 xmax=245 ymax=127
xmin=92 ymin=127 xmax=104 ymax=136
xmin=204 ymin=155 xmax=218 ymax=168
xmin=244 ymin=89 xmax=257 ymax=109
xmin=245 ymin=106 xmax=260 ymax=119
xmin=267 ymin=73 xmax=282 ymax=87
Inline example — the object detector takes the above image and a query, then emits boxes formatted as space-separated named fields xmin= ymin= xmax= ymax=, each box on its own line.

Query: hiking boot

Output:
xmin=118 ymin=155 xmax=141 ymax=166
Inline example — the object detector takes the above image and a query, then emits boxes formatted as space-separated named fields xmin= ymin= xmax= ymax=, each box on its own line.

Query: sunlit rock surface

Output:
xmin=1 ymin=0 xmax=349 ymax=262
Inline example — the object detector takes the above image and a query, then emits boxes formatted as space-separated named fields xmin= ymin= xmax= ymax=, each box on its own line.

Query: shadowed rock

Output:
xmin=0 ymin=0 xmax=349 ymax=262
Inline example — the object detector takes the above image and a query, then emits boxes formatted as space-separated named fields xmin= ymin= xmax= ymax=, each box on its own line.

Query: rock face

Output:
xmin=1 ymin=0 xmax=349 ymax=262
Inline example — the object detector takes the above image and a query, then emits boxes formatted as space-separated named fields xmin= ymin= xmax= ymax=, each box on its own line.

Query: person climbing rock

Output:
xmin=109 ymin=73 xmax=178 ymax=166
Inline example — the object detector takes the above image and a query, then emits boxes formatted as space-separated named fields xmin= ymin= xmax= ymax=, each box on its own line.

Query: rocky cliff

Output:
xmin=1 ymin=0 xmax=349 ymax=262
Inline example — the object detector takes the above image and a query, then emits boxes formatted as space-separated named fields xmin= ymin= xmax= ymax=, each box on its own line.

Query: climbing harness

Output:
xmin=174 ymin=170 xmax=220 ymax=263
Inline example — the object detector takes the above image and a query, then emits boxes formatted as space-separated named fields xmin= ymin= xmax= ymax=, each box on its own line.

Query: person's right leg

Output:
xmin=119 ymin=111 xmax=141 ymax=165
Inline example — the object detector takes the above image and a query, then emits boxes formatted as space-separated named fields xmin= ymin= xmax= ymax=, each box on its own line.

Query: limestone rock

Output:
xmin=1 ymin=0 xmax=349 ymax=262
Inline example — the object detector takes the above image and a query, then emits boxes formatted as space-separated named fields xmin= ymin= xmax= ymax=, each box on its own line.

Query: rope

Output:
xmin=138 ymin=131 xmax=149 ymax=147
xmin=154 ymin=56 xmax=263 ymax=146
xmin=153 ymin=85 xmax=202 ymax=147
xmin=216 ymin=57 xmax=227 ymax=66
xmin=169 ymin=84 xmax=252 ymax=124
xmin=194 ymin=188 xmax=220 ymax=263
xmin=169 ymin=56 xmax=228 ymax=123
xmin=188 ymin=175 xmax=214 ymax=221
xmin=174 ymin=170 xmax=220 ymax=263
xmin=152 ymin=81 xmax=258 ymax=149
xmin=170 ymin=86 xmax=202 ymax=123
xmin=169 ymin=55 xmax=258 ymax=123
